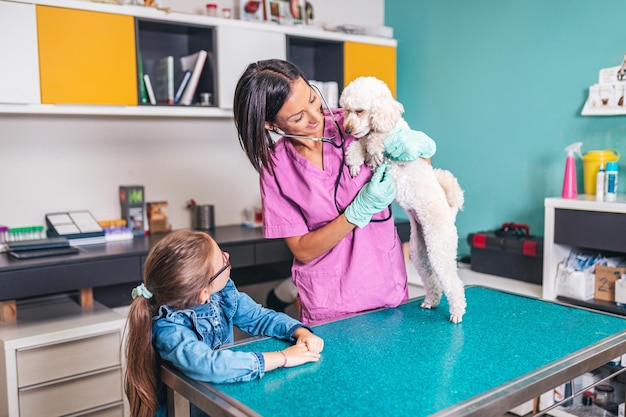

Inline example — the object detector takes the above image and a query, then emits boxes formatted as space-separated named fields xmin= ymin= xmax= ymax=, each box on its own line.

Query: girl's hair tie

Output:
xmin=132 ymin=283 xmax=153 ymax=300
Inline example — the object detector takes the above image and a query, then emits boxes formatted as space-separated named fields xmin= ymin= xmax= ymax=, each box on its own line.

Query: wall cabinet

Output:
xmin=36 ymin=5 xmax=137 ymax=106
xmin=0 ymin=0 xmax=396 ymax=117
xmin=0 ymin=2 xmax=40 ymax=105
xmin=344 ymin=41 xmax=397 ymax=96
xmin=0 ymin=297 xmax=126 ymax=417
xmin=543 ymin=195 xmax=626 ymax=315
xmin=217 ymin=26 xmax=286 ymax=109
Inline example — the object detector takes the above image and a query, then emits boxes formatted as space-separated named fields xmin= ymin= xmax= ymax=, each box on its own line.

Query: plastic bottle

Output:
xmin=562 ymin=142 xmax=583 ymax=199
xmin=605 ymin=161 xmax=619 ymax=202
xmin=596 ymin=163 xmax=605 ymax=200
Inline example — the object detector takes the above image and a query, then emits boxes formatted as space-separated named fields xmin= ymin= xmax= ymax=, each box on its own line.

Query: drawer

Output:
xmin=222 ymin=243 xmax=255 ymax=268
xmin=78 ymin=403 xmax=124 ymax=417
xmin=19 ymin=367 xmax=122 ymax=417
xmin=554 ymin=209 xmax=626 ymax=253
xmin=0 ymin=256 xmax=142 ymax=300
xmin=17 ymin=331 xmax=120 ymax=387
xmin=255 ymin=239 xmax=292 ymax=264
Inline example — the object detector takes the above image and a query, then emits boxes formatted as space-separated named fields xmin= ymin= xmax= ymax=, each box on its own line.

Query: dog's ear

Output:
xmin=369 ymin=93 xmax=404 ymax=133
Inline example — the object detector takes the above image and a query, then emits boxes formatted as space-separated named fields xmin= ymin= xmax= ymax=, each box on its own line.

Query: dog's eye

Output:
xmin=355 ymin=110 xmax=364 ymax=115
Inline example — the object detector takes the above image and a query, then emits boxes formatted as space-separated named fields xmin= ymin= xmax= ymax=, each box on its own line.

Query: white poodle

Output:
xmin=340 ymin=76 xmax=466 ymax=323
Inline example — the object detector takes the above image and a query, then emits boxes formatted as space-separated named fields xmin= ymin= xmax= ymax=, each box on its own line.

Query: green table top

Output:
xmin=167 ymin=286 xmax=626 ymax=417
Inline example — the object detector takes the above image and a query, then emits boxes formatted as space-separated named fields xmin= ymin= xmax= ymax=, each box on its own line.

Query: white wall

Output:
xmin=0 ymin=0 xmax=384 ymax=231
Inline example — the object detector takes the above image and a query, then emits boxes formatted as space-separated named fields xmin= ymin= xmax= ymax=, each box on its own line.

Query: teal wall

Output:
xmin=386 ymin=0 xmax=626 ymax=257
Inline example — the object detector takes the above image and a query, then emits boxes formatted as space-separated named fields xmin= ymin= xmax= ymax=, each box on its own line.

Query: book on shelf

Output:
xmin=137 ymin=50 xmax=148 ymax=104
xmin=143 ymin=74 xmax=156 ymax=105
xmin=174 ymin=70 xmax=192 ymax=105
xmin=179 ymin=50 xmax=208 ymax=105
xmin=156 ymin=55 xmax=174 ymax=104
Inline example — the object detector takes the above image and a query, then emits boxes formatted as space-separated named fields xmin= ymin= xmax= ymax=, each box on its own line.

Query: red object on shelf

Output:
xmin=206 ymin=3 xmax=218 ymax=16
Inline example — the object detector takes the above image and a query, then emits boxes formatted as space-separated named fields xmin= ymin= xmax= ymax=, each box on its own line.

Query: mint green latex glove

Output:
xmin=344 ymin=163 xmax=396 ymax=228
xmin=383 ymin=126 xmax=437 ymax=161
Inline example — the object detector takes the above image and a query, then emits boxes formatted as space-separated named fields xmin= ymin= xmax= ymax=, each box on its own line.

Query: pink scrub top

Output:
xmin=260 ymin=109 xmax=408 ymax=325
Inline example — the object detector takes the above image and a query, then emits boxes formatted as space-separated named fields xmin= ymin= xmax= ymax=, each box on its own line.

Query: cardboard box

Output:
xmin=595 ymin=265 xmax=626 ymax=302
xmin=147 ymin=201 xmax=170 ymax=234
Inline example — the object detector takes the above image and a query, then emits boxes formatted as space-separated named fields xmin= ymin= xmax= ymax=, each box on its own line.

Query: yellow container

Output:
xmin=582 ymin=149 xmax=620 ymax=194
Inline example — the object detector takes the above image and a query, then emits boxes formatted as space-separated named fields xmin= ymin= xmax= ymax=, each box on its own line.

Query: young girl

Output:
xmin=124 ymin=229 xmax=324 ymax=417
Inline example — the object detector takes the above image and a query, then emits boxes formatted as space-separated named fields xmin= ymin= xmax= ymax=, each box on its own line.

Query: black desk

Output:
xmin=0 ymin=222 xmax=410 ymax=312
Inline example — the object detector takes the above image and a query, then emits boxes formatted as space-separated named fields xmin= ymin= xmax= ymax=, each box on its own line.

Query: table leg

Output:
xmin=79 ymin=288 xmax=93 ymax=307
xmin=0 ymin=300 xmax=17 ymax=322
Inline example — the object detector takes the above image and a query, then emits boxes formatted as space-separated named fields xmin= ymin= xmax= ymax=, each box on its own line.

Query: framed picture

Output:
xmin=266 ymin=0 xmax=304 ymax=25
xmin=267 ymin=0 xmax=284 ymax=24
xmin=239 ymin=0 xmax=263 ymax=21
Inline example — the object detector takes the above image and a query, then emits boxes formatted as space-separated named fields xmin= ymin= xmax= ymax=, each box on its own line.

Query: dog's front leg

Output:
xmin=345 ymin=140 xmax=366 ymax=177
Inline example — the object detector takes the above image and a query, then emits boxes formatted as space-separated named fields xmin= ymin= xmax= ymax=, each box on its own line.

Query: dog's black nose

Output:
xmin=345 ymin=127 xmax=352 ymax=135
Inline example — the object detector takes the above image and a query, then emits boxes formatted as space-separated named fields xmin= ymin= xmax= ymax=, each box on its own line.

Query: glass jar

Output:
xmin=594 ymin=384 xmax=614 ymax=406
xmin=205 ymin=3 xmax=218 ymax=17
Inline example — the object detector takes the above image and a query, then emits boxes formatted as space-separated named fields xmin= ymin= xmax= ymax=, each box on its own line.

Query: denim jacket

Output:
xmin=152 ymin=279 xmax=308 ymax=416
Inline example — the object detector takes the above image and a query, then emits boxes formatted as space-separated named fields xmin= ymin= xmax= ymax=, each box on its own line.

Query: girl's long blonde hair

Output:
xmin=124 ymin=229 xmax=219 ymax=417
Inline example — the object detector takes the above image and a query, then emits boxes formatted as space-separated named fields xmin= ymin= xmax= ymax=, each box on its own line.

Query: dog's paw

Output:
xmin=420 ymin=298 xmax=440 ymax=309
xmin=449 ymin=313 xmax=463 ymax=324
xmin=349 ymin=166 xmax=361 ymax=177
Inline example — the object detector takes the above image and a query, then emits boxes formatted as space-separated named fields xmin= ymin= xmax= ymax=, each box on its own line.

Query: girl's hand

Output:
xmin=293 ymin=328 xmax=325 ymax=354
xmin=281 ymin=344 xmax=320 ymax=368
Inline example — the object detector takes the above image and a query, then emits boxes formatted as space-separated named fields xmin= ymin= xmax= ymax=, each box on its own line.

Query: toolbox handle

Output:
xmin=498 ymin=222 xmax=530 ymax=237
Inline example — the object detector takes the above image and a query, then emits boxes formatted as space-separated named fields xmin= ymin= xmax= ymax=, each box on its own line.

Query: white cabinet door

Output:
xmin=216 ymin=26 xmax=286 ymax=109
xmin=0 ymin=2 xmax=40 ymax=104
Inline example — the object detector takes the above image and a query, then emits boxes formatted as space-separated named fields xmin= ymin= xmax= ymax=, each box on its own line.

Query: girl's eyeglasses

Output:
xmin=208 ymin=251 xmax=231 ymax=285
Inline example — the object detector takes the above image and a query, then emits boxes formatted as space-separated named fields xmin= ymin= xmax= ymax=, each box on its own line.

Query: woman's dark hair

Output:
xmin=233 ymin=59 xmax=308 ymax=173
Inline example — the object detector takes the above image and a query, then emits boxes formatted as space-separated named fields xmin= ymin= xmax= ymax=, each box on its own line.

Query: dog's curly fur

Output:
xmin=340 ymin=76 xmax=467 ymax=323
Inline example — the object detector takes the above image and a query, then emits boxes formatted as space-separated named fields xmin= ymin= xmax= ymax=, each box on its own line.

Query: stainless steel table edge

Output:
xmin=162 ymin=364 xmax=261 ymax=417
xmin=432 ymin=319 xmax=626 ymax=417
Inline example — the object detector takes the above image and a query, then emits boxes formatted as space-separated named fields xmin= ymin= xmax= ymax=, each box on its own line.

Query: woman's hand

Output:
xmin=344 ymin=163 xmax=395 ymax=228
xmin=383 ymin=127 xmax=436 ymax=161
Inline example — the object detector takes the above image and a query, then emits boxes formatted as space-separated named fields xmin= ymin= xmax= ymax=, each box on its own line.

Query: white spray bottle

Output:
xmin=562 ymin=142 xmax=583 ymax=199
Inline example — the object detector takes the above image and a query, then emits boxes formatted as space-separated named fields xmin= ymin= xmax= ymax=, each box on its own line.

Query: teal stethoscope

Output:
xmin=270 ymin=84 xmax=392 ymax=221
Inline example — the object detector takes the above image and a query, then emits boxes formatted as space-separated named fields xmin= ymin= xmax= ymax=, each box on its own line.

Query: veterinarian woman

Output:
xmin=233 ymin=59 xmax=436 ymax=325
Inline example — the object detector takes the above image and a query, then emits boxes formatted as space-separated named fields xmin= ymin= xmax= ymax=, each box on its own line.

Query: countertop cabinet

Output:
xmin=543 ymin=195 xmax=626 ymax=311
xmin=0 ymin=2 xmax=40 ymax=105
xmin=0 ymin=297 xmax=126 ymax=417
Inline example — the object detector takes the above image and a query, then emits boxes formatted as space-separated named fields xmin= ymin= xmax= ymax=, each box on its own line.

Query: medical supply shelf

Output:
xmin=0 ymin=0 xmax=397 ymax=118
xmin=543 ymin=195 xmax=626 ymax=315
xmin=0 ymin=295 xmax=126 ymax=417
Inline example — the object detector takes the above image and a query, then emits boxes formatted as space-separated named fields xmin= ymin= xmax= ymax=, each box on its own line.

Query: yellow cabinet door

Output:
xmin=344 ymin=42 xmax=396 ymax=97
xmin=36 ymin=6 xmax=137 ymax=106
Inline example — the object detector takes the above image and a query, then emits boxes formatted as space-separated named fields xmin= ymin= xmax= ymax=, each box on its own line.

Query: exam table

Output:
xmin=161 ymin=286 xmax=626 ymax=416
